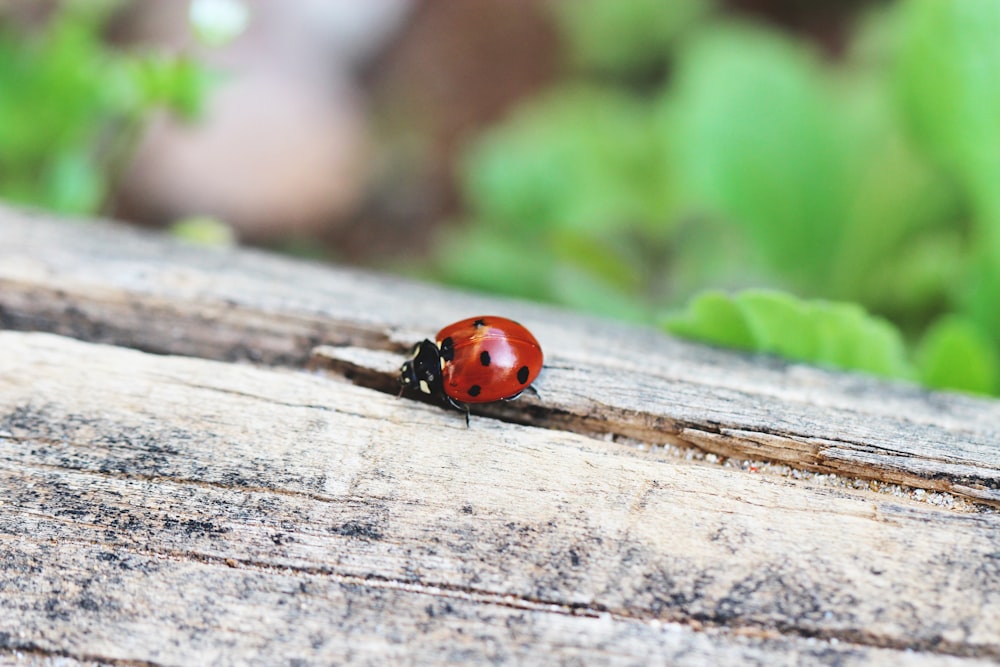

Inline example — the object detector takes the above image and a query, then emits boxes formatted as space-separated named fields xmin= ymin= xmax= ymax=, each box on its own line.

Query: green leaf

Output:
xmin=665 ymin=290 xmax=913 ymax=380
xmin=831 ymin=66 xmax=961 ymax=304
xmin=128 ymin=53 xmax=212 ymax=121
xmin=896 ymin=0 xmax=1000 ymax=320
xmin=670 ymin=24 xmax=851 ymax=291
xmin=736 ymin=291 xmax=818 ymax=361
xmin=168 ymin=215 xmax=236 ymax=246
xmin=44 ymin=150 xmax=103 ymax=214
xmin=461 ymin=87 xmax=679 ymax=238
xmin=896 ymin=0 xmax=1000 ymax=221
xmin=959 ymin=254 xmax=1000 ymax=350
xmin=916 ymin=316 xmax=999 ymax=395
xmin=662 ymin=290 xmax=755 ymax=349
xmin=807 ymin=301 xmax=910 ymax=379
xmin=860 ymin=228 xmax=965 ymax=333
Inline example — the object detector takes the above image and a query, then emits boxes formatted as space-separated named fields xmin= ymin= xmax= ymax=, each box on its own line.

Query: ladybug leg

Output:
xmin=444 ymin=395 xmax=471 ymax=427
xmin=501 ymin=385 xmax=539 ymax=403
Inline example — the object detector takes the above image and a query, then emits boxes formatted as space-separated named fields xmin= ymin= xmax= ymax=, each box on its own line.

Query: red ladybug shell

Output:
xmin=436 ymin=316 xmax=543 ymax=404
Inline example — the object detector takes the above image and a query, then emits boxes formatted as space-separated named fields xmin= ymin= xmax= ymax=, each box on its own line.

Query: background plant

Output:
xmin=437 ymin=0 xmax=1000 ymax=396
xmin=0 ymin=0 xmax=215 ymax=216
xmin=3 ymin=0 xmax=996 ymax=398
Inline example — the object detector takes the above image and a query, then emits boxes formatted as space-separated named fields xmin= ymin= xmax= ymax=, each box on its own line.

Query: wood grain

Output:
xmin=2 ymin=331 xmax=999 ymax=665
xmin=1 ymin=206 xmax=998 ymax=509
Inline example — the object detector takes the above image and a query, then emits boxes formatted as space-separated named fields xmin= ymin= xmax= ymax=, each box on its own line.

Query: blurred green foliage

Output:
xmin=667 ymin=290 xmax=912 ymax=380
xmin=0 ymin=0 xmax=212 ymax=215
xmin=442 ymin=0 xmax=1000 ymax=396
xmin=549 ymin=0 xmax=711 ymax=75
xmin=168 ymin=214 xmax=235 ymax=246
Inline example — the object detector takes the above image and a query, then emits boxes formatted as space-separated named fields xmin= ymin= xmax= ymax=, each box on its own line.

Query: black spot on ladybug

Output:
xmin=439 ymin=337 xmax=455 ymax=362
xmin=517 ymin=365 xmax=530 ymax=384
xmin=468 ymin=385 xmax=482 ymax=397
xmin=473 ymin=319 xmax=486 ymax=328
xmin=479 ymin=351 xmax=491 ymax=367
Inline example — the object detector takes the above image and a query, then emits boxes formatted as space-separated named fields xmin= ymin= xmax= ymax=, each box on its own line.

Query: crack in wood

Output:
xmin=314 ymin=348 xmax=1000 ymax=509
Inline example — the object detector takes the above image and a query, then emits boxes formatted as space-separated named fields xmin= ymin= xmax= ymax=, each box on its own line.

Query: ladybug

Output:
xmin=399 ymin=316 xmax=543 ymax=424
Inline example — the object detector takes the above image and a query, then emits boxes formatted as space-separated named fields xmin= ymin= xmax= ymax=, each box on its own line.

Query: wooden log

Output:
xmin=2 ymin=206 xmax=996 ymax=505
xmin=1 ymin=205 xmax=999 ymax=664
xmin=2 ymin=331 xmax=999 ymax=665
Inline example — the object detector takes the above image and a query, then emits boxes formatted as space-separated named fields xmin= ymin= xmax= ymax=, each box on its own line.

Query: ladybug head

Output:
xmin=399 ymin=339 xmax=443 ymax=397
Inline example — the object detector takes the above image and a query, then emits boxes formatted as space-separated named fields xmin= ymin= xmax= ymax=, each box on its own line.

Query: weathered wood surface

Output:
xmin=1 ymin=206 xmax=999 ymax=505
xmin=2 ymin=332 xmax=999 ymax=666
xmin=1 ymin=205 xmax=1000 ymax=665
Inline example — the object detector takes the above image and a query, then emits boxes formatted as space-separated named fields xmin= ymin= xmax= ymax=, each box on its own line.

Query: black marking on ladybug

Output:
xmin=400 ymin=340 xmax=444 ymax=396
xmin=468 ymin=384 xmax=482 ymax=397
xmin=517 ymin=365 xmax=530 ymax=384
xmin=439 ymin=336 xmax=455 ymax=362
xmin=473 ymin=319 xmax=486 ymax=328
xmin=479 ymin=350 xmax=491 ymax=367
